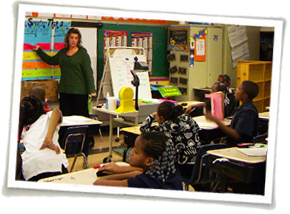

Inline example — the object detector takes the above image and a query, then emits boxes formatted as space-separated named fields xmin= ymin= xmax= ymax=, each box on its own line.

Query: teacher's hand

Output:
xmin=32 ymin=45 xmax=40 ymax=51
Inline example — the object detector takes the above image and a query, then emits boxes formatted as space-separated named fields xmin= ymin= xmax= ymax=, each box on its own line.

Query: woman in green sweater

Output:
xmin=33 ymin=28 xmax=96 ymax=117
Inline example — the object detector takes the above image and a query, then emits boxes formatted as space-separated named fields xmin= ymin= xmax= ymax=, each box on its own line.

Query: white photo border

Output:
xmin=7 ymin=3 xmax=283 ymax=205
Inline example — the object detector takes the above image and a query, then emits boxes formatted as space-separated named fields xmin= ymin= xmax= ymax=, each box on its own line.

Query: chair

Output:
xmin=253 ymin=133 xmax=268 ymax=144
xmin=181 ymin=143 xmax=228 ymax=191
xmin=62 ymin=126 xmax=89 ymax=172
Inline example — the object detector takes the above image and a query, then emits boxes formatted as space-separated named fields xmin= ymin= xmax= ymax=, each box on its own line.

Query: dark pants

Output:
xmin=59 ymin=93 xmax=92 ymax=156
xmin=59 ymin=93 xmax=89 ymax=117
xmin=28 ymin=165 xmax=68 ymax=181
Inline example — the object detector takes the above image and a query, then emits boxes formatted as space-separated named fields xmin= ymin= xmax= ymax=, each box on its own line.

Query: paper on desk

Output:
xmin=196 ymin=121 xmax=219 ymax=128
xmin=236 ymin=147 xmax=267 ymax=157
xmin=62 ymin=116 xmax=93 ymax=124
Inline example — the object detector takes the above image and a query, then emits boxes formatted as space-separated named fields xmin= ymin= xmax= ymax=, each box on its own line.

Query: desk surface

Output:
xmin=121 ymin=115 xmax=231 ymax=135
xmin=61 ymin=115 xmax=102 ymax=127
xmin=39 ymin=162 xmax=129 ymax=185
xmin=207 ymin=145 xmax=267 ymax=164
xmin=93 ymin=107 xmax=139 ymax=117
xmin=259 ymin=111 xmax=269 ymax=120
xmin=177 ymin=100 xmax=204 ymax=109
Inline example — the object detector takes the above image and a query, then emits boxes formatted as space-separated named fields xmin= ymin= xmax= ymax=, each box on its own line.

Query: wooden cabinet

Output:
xmin=237 ymin=60 xmax=272 ymax=112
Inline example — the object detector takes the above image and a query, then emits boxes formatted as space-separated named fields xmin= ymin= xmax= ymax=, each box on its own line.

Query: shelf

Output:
xmin=237 ymin=60 xmax=272 ymax=113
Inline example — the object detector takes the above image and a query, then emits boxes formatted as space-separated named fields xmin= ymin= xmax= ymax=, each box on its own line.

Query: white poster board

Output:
xmin=108 ymin=48 xmax=152 ymax=99
xmin=78 ymin=27 xmax=97 ymax=89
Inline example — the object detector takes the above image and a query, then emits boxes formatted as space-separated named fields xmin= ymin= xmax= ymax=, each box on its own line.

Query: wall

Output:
xmin=223 ymin=25 xmax=261 ymax=88
xmin=97 ymin=23 xmax=169 ymax=81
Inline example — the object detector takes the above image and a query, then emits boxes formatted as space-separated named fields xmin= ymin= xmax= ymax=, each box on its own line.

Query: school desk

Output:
xmin=59 ymin=115 xmax=103 ymax=150
xmin=61 ymin=115 xmax=103 ymax=127
xmin=120 ymin=116 xmax=232 ymax=161
xmin=207 ymin=145 xmax=267 ymax=194
xmin=177 ymin=100 xmax=204 ymax=109
xmin=38 ymin=162 xmax=129 ymax=185
xmin=93 ymin=107 xmax=139 ymax=158
xmin=258 ymin=111 xmax=270 ymax=134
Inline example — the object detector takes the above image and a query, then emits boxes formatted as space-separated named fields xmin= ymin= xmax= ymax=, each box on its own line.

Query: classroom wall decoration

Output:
xmin=192 ymin=28 xmax=207 ymax=61
xmin=103 ymin=30 xmax=128 ymax=66
xmin=131 ymin=32 xmax=153 ymax=74
xmin=180 ymin=54 xmax=189 ymax=63
xmin=178 ymin=67 xmax=187 ymax=75
xmin=168 ymin=27 xmax=189 ymax=51
xmin=23 ymin=19 xmax=70 ymax=80
xmin=169 ymin=65 xmax=178 ymax=75
xmin=178 ymin=87 xmax=187 ymax=95
xmin=98 ymin=23 xmax=168 ymax=80
xmin=179 ymin=77 xmax=188 ymax=85
xmin=167 ymin=53 xmax=176 ymax=62
xmin=170 ymin=77 xmax=178 ymax=85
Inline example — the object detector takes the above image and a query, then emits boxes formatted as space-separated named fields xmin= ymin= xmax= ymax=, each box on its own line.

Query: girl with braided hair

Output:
xmin=18 ymin=95 xmax=68 ymax=181
xmin=140 ymin=101 xmax=201 ymax=178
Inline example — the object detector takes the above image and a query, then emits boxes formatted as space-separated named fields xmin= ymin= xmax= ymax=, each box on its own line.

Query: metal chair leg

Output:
xmin=99 ymin=129 xmax=104 ymax=142
xmin=82 ymin=153 xmax=89 ymax=169
xmin=70 ymin=155 xmax=78 ymax=172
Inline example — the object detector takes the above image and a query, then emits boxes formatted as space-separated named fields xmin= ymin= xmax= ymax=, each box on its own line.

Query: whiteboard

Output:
xmin=78 ymin=27 xmax=97 ymax=89
xmin=108 ymin=48 xmax=152 ymax=99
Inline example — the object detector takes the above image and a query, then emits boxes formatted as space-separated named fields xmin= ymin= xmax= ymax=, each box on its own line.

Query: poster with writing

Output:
xmin=22 ymin=20 xmax=70 ymax=80
xmin=168 ymin=27 xmax=189 ymax=51
xmin=194 ymin=36 xmax=206 ymax=61
xmin=131 ymin=32 xmax=153 ymax=74
xmin=103 ymin=30 xmax=128 ymax=66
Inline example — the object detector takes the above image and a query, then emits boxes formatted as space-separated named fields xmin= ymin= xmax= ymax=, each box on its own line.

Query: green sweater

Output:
xmin=36 ymin=47 xmax=96 ymax=95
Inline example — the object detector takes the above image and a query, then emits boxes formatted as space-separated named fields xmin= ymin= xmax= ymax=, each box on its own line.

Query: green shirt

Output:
xmin=36 ymin=47 xmax=96 ymax=95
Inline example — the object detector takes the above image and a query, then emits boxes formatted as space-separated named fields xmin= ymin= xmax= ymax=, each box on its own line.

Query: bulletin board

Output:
xmin=168 ymin=27 xmax=189 ymax=51
xmin=97 ymin=23 xmax=168 ymax=80
xmin=22 ymin=20 xmax=70 ymax=80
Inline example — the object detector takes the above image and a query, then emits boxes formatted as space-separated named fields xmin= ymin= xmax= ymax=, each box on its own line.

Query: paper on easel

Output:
xmin=205 ymin=92 xmax=224 ymax=120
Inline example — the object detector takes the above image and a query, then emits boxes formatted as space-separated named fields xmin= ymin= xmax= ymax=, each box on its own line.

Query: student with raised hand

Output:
xmin=93 ymin=132 xmax=183 ymax=190
xmin=185 ymin=82 xmax=234 ymax=118
xmin=205 ymin=80 xmax=259 ymax=147
xmin=33 ymin=27 xmax=96 ymax=117
xmin=140 ymin=101 xmax=201 ymax=178
xmin=18 ymin=95 xmax=68 ymax=181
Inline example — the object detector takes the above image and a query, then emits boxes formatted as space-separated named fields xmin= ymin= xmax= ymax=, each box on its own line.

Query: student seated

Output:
xmin=28 ymin=85 xmax=50 ymax=112
xmin=93 ymin=132 xmax=183 ymax=190
xmin=140 ymin=101 xmax=201 ymax=178
xmin=205 ymin=80 xmax=259 ymax=147
xmin=18 ymin=95 xmax=68 ymax=181
xmin=185 ymin=82 xmax=235 ymax=118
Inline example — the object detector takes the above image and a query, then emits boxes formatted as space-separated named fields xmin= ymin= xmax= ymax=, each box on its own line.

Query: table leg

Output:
xmin=109 ymin=114 xmax=113 ymax=156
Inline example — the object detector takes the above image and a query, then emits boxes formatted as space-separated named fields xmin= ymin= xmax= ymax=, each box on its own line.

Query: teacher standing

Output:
xmin=33 ymin=28 xmax=96 ymax=117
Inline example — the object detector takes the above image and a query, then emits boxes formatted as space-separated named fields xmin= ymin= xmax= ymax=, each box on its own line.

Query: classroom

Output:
xmin=10 ymin=3 xmax=280 ymax=203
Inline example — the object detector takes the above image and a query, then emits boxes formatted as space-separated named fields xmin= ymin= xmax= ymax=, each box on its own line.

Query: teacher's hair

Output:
xmin=64 ymin=28 xmax=83 ymax=48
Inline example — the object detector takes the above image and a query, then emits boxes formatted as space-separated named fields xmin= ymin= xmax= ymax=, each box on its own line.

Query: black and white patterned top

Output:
xmin=140 ymin=114 xmax=201 ymax=165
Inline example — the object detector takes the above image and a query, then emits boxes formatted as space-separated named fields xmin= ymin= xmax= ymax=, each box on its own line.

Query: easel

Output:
xmin=96 ymin=47 xmax=149 ymax=142
xmin=96 ymin=47 xmax=147 ymax=105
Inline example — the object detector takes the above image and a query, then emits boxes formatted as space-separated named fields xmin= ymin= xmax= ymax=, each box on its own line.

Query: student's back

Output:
xmin=140 ymin=101 xmax=201 ymax=177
